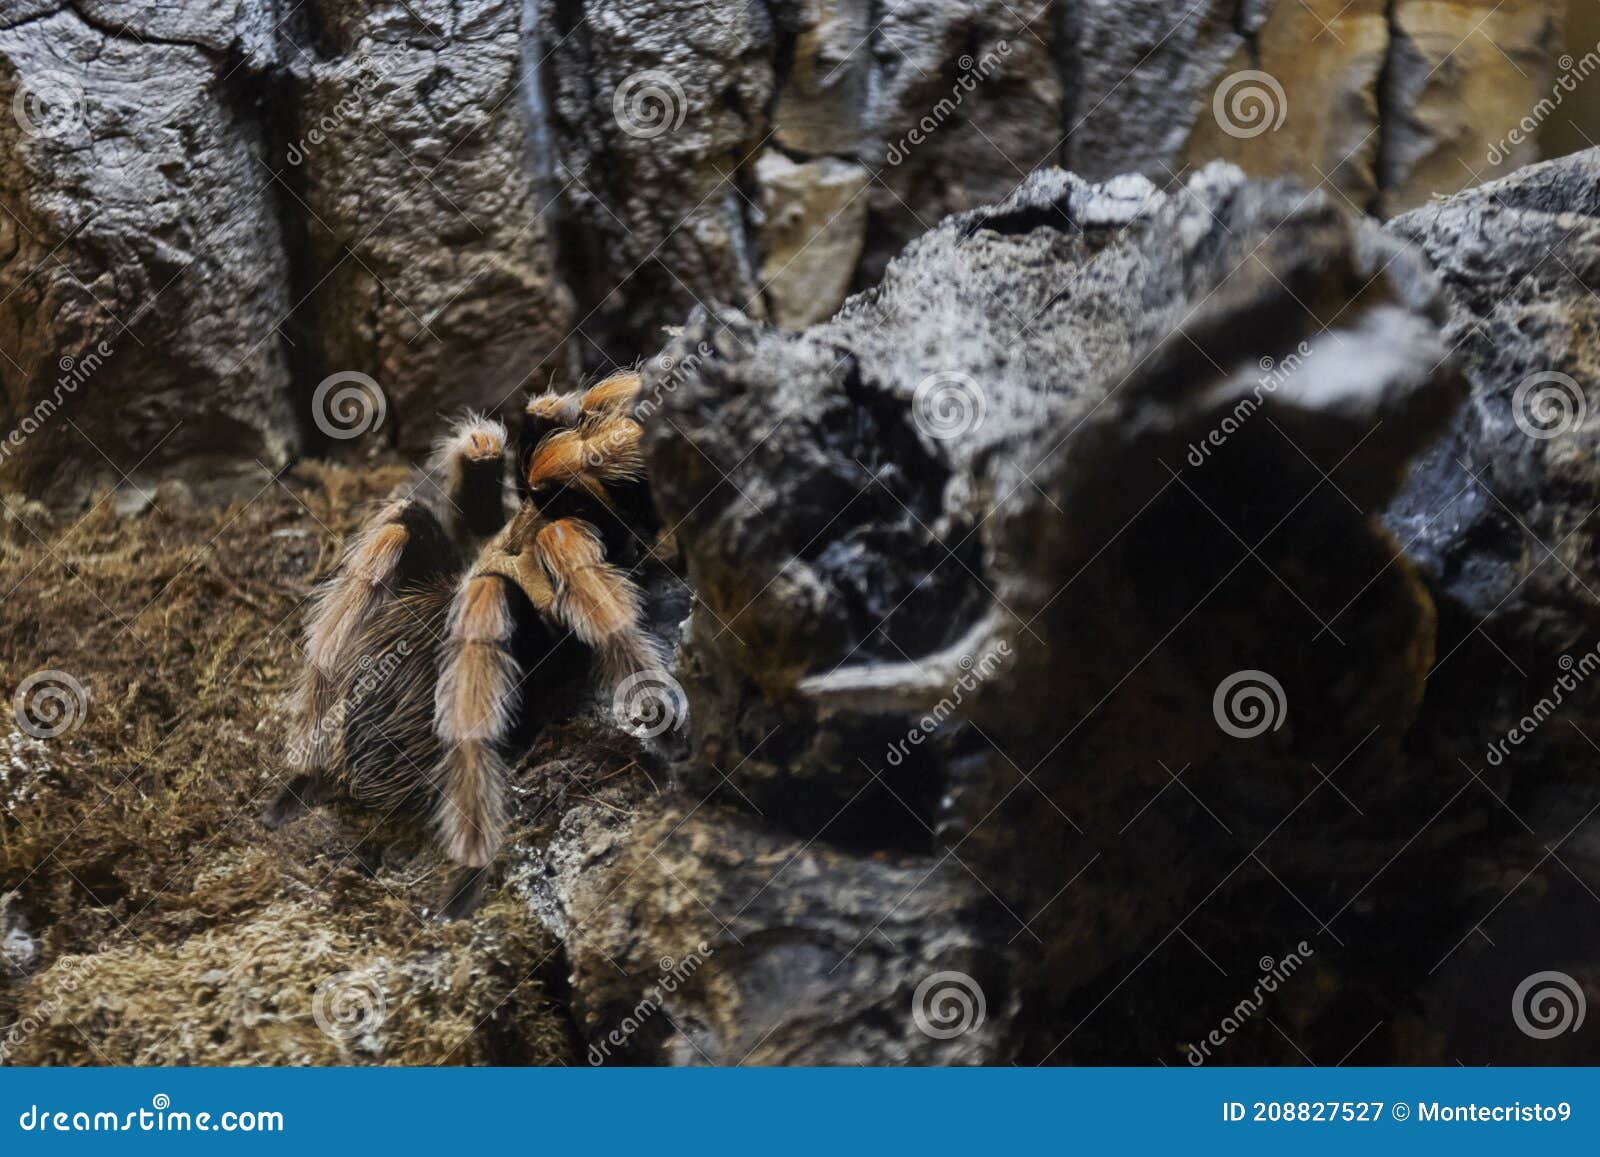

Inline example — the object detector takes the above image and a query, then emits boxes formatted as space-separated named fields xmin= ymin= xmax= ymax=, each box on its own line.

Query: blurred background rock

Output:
xmin=0 ymin=0 xmax=1594 ymax=496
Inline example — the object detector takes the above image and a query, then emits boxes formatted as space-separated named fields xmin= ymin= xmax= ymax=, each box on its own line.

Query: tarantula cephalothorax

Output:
xmin=274 ymin=372 xmax=668 ymax=915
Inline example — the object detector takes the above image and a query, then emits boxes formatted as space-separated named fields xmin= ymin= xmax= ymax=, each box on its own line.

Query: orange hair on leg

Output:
xmin=432 ymin=574 xmax=520 ymax=869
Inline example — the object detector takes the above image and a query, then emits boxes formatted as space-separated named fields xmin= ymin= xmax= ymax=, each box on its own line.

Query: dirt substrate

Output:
xmin=0 ymin=464 xmax=577 ymax=1065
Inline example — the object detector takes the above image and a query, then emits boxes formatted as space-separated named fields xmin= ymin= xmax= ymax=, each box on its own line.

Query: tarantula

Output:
xmin=272 ymin=372 xmax=667 ymax=915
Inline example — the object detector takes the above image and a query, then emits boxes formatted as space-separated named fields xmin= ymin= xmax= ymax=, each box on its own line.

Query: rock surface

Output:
xmin=1380 ymin=0 xmax=1567 ymax=215
xmin=6 ymin=150 xmax=1600 ymax=1066
xmin=296 ymin=0 xmax=580 ymax=451
xmin=0 ymin=3 xmax=297 ymax=493
xmin=1376 ymin=147 xmax=1600 ymax=1065
xmin=0 ymin=0 xmax=1576 ymax=488
xmin=534 ymin=159 xmax=1473 ymax=1064
xmin=535 ymin=149 xmax=1600 ymax=1065
xmin=755 ymin=151 xmax=869 ymax=330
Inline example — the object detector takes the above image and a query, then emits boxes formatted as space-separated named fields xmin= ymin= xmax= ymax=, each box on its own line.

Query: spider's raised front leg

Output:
xmin=520 ymin=370 xmax=641 ymax=454
xmin=425 ymin=414 xmax=512 ymax=547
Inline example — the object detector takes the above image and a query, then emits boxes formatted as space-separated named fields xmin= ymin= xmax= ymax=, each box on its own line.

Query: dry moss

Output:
xmin=4 ymin=893 xmax=569 ymax=1065
xmin=0 ymin=463 xmax=576 ymax=1065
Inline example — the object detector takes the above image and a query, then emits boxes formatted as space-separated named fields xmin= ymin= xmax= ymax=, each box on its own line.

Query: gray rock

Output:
xmin=1067 ymin=0 xmax=1243 ymax=184
xmin=609 ymin=161 xmax=1466 ymax=1062
xmin=554 ymin=802 xmax=1017 ymax=1065
xmin=0 ymin=0 xmax=1578 ymax=488
xmin=858 ymin=0 xmax=1063 ymax=280
xmin=755 ymin=151 xmax=869 ymax=329
xmin=0 ymin=3 xmax=297 ymax=495
xmin=297 ymin=0 xmax=580 ymax=452
xmin=545 ymin=0 xmax=775 ymax=363
xmin=1383 ymin=147 xmax=1600 ymax=846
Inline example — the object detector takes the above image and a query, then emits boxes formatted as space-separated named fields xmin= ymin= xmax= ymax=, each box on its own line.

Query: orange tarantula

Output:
xmin=272 ymin=373 xmax=667 ymax=915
